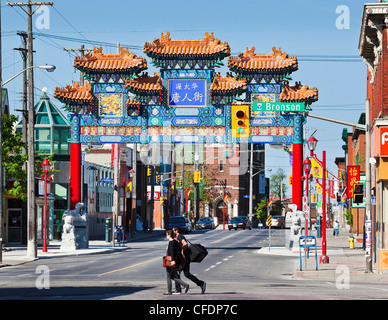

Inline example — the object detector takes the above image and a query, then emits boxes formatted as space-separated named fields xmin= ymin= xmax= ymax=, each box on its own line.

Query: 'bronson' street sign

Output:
xmin=253 ymin=102 xmax=305 ymax=112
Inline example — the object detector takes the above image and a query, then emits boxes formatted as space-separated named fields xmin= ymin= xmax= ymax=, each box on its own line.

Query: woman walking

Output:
xmin=164 ymin=229 xmax=190 ymax=295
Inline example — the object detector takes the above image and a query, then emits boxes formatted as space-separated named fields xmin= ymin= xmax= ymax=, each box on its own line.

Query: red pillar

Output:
xmin=292 ymin=143 xmax=303 ymax=210
xmin=70 ymin=142 xmax=81 ymax=210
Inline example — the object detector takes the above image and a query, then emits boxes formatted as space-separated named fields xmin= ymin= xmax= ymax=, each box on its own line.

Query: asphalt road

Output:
xmin=0 ymin=228 xmax=388 ymax=302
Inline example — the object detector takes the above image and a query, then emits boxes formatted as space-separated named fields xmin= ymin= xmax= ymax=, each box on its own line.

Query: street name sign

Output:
xmin=252 ymin=102 xmax=305 ymax=112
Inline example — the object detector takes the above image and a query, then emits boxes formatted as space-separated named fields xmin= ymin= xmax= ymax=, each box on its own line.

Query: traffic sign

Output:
xmin=267 ymin=215 xmax=272 ymax=227
xmin=252 ymin=101 xmax=305 ymax=112
xmin=302 ymin=196 xmax=308 ymax=204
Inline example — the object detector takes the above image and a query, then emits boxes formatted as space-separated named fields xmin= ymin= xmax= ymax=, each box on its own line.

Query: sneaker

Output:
xmin=201 ymin=282 xmax=206 ymax=294
xmin=184 ymin=285 xmax=190 ymax=294
xmin=172 ymin=291 xmax=182 ymax=295
xmin=163 ymin=292 xmax=172 ymax=295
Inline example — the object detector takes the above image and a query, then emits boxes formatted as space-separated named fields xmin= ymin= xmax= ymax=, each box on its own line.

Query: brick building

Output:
xmin=359 ymin=0 xmax=388 ymax=272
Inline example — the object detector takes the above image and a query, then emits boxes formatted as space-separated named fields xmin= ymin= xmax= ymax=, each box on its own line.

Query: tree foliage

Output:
xmin=2 ymin=114 xmax=58 ymax=201
xmin=269 ymin=168 xmax=288 ymax=199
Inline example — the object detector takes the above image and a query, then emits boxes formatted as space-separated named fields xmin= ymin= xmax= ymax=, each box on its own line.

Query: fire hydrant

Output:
xmin=349 ymin=236 xmax=355 ymax=249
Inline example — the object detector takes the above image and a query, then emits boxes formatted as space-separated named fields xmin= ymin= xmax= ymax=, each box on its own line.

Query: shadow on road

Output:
xmin=0 ymin=285 xmax=155 ymax=300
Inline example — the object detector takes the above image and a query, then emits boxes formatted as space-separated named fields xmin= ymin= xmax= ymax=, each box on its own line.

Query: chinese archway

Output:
xmin=54 ymin=32 xmax=318 ymax=211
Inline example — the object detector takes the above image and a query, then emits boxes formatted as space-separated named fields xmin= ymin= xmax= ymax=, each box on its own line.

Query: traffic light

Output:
xmin=194 ymin=170 xmax=201 ymax=183
xmin=338 ymin=170 xmax=342 ymax=181
xmin=311 ymin=194 xmax=317 ymax=203
xmin=155 ymin=174 xmax=160 ymax=184
xmin=288 ymin=175 xmax=292 ymax=186
xmin=353 ymin=183 xmax=364 ymax=204
xmin=147 ymin=167 xmax=151 ymax=177
xmin=231 ymin=105 xmax=249 ymax=137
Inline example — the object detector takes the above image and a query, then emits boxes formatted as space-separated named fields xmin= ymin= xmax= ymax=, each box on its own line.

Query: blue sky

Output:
xmin=2 ymin=0 xmax=368 ymax=197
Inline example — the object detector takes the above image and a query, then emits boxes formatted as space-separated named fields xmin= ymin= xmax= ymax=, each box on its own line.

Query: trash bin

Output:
xmin=105 ymin=218 xmax=112 ymax=242
xmin=316 ymin=216 xmax=322 ymax=238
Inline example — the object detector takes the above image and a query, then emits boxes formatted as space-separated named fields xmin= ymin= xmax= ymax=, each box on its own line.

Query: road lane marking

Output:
xmin=210 ymin=232 xmax=240 ymax=243
xmin=98 ymin=256 xmax=160 ymax=277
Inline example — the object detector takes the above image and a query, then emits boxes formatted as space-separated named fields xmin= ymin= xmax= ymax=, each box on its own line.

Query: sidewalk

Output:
xmin=258 ymin=228 xmax=388 ymax=283
xmin=0 ymin=229 xmax=166 ymax=268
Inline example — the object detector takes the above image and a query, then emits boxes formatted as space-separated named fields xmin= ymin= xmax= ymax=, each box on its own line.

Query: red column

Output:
xmin=320 ymin=150 xmax=329 ymax=263
xmin=70 ymin=142 xmax=81 ymax=210
xmin=292 ymin=143 xmax=303 ymax=210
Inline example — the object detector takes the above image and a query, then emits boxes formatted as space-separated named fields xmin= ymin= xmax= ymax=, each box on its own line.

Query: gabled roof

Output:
xmin=228 ymin=47 xmax=298 ymax=73
xmin=280 ymin=82 xmax=318 ymax=103
xmin=74 ymin=46 xmax=147 ymax=74
xmin=54 ymin=81 xmax=93 ymax=103
xmin=125 ymin=72 xmax=163 ymax=93
xmin=144 ymin=32 xmax=230 ymax=59
xmin=210 ymin=73 xmax=247 ymax=93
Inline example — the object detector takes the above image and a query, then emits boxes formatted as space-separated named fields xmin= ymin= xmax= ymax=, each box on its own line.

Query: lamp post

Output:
xmin=307 ymin=136 xmax=329 ymax=264
xmin=41 ymin=158 xmax=51 ymax=253
xmin=249 ymin=167 xmax=272 ymax=222
xmin=303 ymin=158 xmax=311 ymax=235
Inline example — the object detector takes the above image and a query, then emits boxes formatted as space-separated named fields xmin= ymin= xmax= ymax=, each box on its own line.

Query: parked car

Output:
xmin=166 ymin=216 xmax=191 ymax=233
xmin=266 ymin=215 xmax=285 ymax=228
xmin=196 ymin=217 xmax=215 ymax=230
xmin=228 ymin=216 xmax=252 ymax=230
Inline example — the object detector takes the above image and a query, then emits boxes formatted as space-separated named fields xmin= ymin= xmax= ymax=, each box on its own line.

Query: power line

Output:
xmin=33 ymin=32 xmax=143 ymax=51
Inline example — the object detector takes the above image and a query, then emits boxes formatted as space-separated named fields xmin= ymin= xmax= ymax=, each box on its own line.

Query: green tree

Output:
xmin=254 ymin=199 xmax=267 ymax=222
xmin=269 ymin=168 xmax=288 ymax=200
xmin=2 ymin=114 xmax=59 ymax=201
xmin=270 ymin=200 xmax=284 ymax=216
xmin=2 ymin=114 xmax=28 ymax=200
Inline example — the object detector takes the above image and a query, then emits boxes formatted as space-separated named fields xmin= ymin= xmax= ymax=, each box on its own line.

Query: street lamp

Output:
xmin=2 ymin=65 xmax=56 ymax=86
xmin=41 ymin=158 xmax=51 ymax=253
xmin=307 ymin=136 xmax=318 ymax=156
xmin=249 ymin=167 xmax=272 ymax=223
xmin=306 ymin=136 xmax=329 ymax=263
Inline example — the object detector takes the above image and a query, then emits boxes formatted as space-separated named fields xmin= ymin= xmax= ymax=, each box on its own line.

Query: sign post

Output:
xmin=299 ymin=236 xmax=318 ymax=271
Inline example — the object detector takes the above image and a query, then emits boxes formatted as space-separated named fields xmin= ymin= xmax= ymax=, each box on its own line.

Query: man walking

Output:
xmin=173 ymin=226 xmax=206 ymax=294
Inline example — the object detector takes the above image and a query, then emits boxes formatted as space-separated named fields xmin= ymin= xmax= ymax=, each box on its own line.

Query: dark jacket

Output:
xmin=166 ymin=239 xmax=183 ymax=265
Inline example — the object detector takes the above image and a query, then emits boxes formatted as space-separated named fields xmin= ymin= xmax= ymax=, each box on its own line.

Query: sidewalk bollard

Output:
xmin=349 ymin=236 xmax=355 ymax=249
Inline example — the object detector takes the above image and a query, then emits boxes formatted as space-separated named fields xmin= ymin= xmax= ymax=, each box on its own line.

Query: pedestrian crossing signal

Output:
xmin=231 ymin=105 xmax=249 ymax=138
xmin=353 ymin=183 xmax=364 ymax=204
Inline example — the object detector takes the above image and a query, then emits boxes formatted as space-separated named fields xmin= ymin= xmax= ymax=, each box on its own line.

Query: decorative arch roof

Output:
xmin=280 ymin=82 xmax=318 ymax=103
xmin=74 ymin=46 xmax=147 ymax=73
xmin=228 ymin=47 xmax=298 ymax=73
xmin=125 ymin=72 xmax=163 ymax=93
xmin=144 ymin=32 xmax=230 ymax=59
xmin=54 ymin=81 xmax=93 ymax=103
xmin=210 ymin=73 xmax=247 ymax=93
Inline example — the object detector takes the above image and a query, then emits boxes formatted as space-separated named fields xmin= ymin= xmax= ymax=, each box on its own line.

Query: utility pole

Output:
xmin=14 ymin=31 xmax=29 ymax=157
xmin=7 ymin=0 xmax=54 ymax=259
xmin=63 ymin=45 xmax=93 ymax=86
